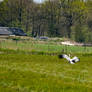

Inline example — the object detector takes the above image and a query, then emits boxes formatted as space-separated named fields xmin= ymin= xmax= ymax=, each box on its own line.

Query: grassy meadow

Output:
xmin=0 ymin=38 xmax=92 ymax=92
xmin=0 ymin=38 xmax=92 ymax=54
xmin=0 ymin=49 xmax=92 ymax=92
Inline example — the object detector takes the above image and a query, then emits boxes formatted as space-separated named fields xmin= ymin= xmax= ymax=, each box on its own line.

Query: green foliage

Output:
xmin=71 ymin=24 xmax=92 ymax=43
xmin=12 ymin=38 xmax=21 ymax=41
xmin=0 ymin=0 xmax=92 ymax=42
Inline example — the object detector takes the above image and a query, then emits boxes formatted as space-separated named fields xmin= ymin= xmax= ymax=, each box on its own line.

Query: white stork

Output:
xmin=58 ymin=54 xmax=80 ymax=64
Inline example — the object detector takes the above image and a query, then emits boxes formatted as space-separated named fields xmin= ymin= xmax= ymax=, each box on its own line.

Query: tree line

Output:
xmin=0 ymin=0 xmax=92 ymax=43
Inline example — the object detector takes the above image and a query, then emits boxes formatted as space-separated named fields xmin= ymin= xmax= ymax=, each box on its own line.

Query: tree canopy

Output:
xmin=0 ymin=0 xmax=92 ymax=42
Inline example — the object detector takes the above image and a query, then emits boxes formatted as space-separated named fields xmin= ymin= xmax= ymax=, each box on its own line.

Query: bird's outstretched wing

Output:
xmin=72 ymin=56 xmax=80 ymax=63
xmin=69 ymin=60 xmax=75 ymax=64
xmin=58 ymin=54 xmax=80 ymax=64
xmin=63 ymin=54 xmax=71 ymax=61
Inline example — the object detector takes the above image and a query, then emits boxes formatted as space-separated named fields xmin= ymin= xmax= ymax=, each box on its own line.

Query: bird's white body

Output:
xmin=62 ymin=54 xmax=80 ymax=64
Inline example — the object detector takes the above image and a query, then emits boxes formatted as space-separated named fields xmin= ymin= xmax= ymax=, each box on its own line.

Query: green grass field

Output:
xmin=0 ymin=49 xmax=92 ymax=92
xmin=0 ymin=39 xmax=92 ymax=53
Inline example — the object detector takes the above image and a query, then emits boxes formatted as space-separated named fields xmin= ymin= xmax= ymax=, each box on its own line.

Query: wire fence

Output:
xmin=0 ymin=38 xmax=92 ymax=54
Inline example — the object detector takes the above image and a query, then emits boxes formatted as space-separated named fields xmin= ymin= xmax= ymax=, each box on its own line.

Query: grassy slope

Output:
xmin=0 ymin=51 xmax=92 ymax=92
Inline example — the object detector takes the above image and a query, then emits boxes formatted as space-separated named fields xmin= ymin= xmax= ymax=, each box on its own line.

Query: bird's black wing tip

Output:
xmin=58 ymin=54 xmax=64 ymax=59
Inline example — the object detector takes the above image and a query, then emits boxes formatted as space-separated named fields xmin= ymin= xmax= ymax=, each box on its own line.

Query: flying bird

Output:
xmin=58 ymin=54 xmax=80 ymax=64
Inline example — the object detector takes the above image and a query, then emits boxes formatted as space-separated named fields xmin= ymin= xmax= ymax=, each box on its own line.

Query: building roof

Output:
xmin=0 ymin=27 xmax=27 ymax=36
xmin=0 ymin=27 xmax=12 ymax=35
